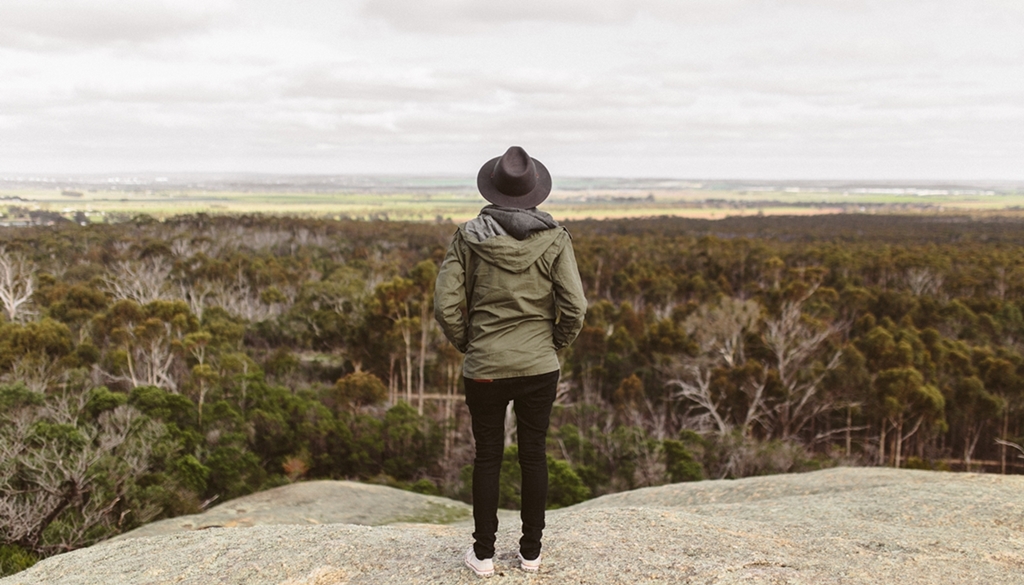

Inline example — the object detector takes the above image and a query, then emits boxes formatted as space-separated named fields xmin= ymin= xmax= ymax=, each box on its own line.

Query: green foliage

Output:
xmin=349 ymin=414 xmax=385 ymax=475
xmin=9 ymin=213 xmax=1024 ymax=566
xmin=409 ymin=478 xmax=440 ymax=496
xmin=173 ymin=455 xmax=211 ymax=494
xmin=0 ymin=544 xmax=38 ymax=577
xmin=45 ymin=283 xmax=108 ymax=328
xmin=546 ymin=455 xmax=591 ymax=508
xmin=129 ymin=386 xmax=197 ymax=430
xmin=0 ymin=318 xmax=74 ymax=370
xmin=0 ymin=382 xmax=44 ymax=410
xmin=498 ymin=446 xmax=522 ymax=509
xmin=381 ymin=402 xmax=441 ymax=481
xmin=86 ymin=386 xmax=127 ymax=418
xmin=457 ymin=464 xmax=474 ymax=503
xmin=204 ymin=445 xmax=266 ymax=501
xmin=663 ymin=439 xmax=704 ymax=483
xmin=490 ymin=446 xmax=591 ymax=510
xmin=264 ymin=348 xmax=300 ymax=379
xmin=29 ymin=421 xmax=88 ymax=449
xmin=1 ymin=387 xmax=167 ymax=561
xmin=329 ymin=371 xmax=387 ymax=413
xmin=903 ymin=457 xmax=951 ymax=471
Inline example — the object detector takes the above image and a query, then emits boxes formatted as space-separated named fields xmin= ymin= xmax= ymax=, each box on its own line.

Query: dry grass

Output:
xmin=3 ymin=186 xmax=1024 ymax=222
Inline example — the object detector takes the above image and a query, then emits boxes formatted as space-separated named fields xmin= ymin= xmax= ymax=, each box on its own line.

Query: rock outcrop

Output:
xmin=3 ymin=467 xmax=1022 ymax=584
xmin=113 ymin=480 xmax=471 ymax=541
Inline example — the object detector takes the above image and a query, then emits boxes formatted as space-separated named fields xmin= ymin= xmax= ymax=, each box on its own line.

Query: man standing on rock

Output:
xmin=434 ymin=146 xmax=587 ymax=576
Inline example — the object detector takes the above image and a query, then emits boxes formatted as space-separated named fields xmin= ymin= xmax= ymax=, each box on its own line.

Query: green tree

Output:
xmin=490 ymin=446 xmax=590 ymax=509
xmin=663 ymin=439 xmax=704 ymax=482
xmin=874 ymin=368 xmax=945 ymax=467
xmin=373 ymin=276 xmax=417 ymax=403
xmin=328 ymin=371 xmax=388 ymax=414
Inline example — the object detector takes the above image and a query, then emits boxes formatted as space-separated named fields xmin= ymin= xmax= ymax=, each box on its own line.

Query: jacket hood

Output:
xmin=479 ymin=205 xmax=559 ymax=239
xmin=459 ymin=222 xmax=567 ymax=274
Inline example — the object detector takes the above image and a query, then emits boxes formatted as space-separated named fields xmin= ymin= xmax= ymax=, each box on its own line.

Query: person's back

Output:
xmin=436 ymin=206 xmax=585 ymax=379
xmin=434 ymin=146 xmax=586 ymax=576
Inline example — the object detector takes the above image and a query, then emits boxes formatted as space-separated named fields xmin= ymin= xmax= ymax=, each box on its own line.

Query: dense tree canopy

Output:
xmin=2 ymin=212 xmax=1024 ymax=574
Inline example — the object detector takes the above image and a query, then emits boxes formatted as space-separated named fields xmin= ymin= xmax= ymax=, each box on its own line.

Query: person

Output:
xmin=434 ymin=146 xmax=587 ymax=576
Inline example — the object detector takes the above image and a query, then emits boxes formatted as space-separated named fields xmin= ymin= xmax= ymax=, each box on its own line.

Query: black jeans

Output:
xmin=464 ymin=370 xmax=559 ymax=561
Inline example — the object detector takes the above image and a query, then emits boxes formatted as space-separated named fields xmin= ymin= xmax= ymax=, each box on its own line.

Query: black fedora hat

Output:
xmin=476 ymin=146 xmax=552 ymax=209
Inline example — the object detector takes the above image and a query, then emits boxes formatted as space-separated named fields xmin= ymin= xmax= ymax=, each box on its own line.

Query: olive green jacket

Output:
xmin=434 ymin=223 xmax=587 ymax=379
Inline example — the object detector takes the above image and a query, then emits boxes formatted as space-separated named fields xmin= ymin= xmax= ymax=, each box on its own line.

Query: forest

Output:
xmin=2 ymin=212 xmax=1024 ymax=574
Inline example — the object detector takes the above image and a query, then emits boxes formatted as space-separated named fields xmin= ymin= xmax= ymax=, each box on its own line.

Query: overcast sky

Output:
xmin=1 ymin=0 xmax=1022 ymax=180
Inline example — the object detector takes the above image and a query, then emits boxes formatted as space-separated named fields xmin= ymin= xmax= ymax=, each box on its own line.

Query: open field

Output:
xmin=2 ymin=176 xmax=1023 ymax=223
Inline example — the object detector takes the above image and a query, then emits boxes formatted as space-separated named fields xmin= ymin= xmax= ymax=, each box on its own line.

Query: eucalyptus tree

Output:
xmin=761 ymin=296 xmax=846 ymax=441
xmin=0 ymin=384 xmax=163 ymax=557
xmin=0 ymin=247 xmax=35 ymax=323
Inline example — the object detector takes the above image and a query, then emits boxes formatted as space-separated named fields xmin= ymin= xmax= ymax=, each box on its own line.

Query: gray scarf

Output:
xmin=479 ymin=205 xmax=559 ymax=240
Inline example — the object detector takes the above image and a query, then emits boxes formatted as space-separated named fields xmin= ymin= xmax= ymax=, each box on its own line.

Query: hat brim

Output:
xmin=476 ymin=156 xmax=552 ymax=209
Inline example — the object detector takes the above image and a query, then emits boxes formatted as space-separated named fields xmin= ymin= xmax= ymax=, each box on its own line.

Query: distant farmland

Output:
xmin=2 ymin=175 xmax=1022 ymax=223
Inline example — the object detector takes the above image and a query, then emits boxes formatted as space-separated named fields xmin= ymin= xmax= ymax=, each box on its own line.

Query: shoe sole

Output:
xmin=518 ymin=553 xmax=541 ymax=572
xmin=464 ymin=553 xmax=494 ymax=577
xmin=464 ymin=559 xmax=494 ymax=577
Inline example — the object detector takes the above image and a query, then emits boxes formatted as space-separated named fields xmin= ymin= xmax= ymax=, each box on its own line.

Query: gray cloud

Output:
xmin=0 ymin=0 xmax=237 ymax=49
xmin=360 ymin=0 xmax=646 ymax=30
xmin=0 ymin=0 xmax=1022 ymax=179
xmin=357 ymin=0 xmax=926 ymax=33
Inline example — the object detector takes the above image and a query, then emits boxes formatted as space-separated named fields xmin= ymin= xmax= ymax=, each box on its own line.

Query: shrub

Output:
xmin=493 ymin=446 xmax=592 ymax=510
xmin=903 ymin=456 xmax=951 ymax=472
xmin=410 ymin=478 xmax=440 ymax=496
xmin=547 ymin=456 xmax=591 ymax=508
xmin=329 ymin=371 xmax=387 ymax=413
xmin=700 ymin=432 xmax=821 ymax=479
xmin=0 ymin=544 xmax=38 ymax=577
xmin=663 ymin=439 xmax=704 ymax=482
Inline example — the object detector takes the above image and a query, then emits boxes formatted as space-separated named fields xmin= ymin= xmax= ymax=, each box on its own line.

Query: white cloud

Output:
xmin=356 ymin=0 xmax=947 ymax=33
xmin=360 ymin=0 xmax=647 ymax=30
xmin=0 ymin=0 xmax=237 ymax=49
xmin=0 ymin=0 xmax=1021 ymax=179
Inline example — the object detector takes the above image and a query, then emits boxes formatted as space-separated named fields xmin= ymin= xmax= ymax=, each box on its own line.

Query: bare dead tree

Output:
xmin=103 ymin=257 xmax=172 ymax=305
xmin=111 ymin=241 xmax=132 ymax=256
xmin=739 ymin=366 xmax=771 ymax=437
xmin=763 ymin=299 xmax=846 ymax=441
xmin=241 ymin=228 xmax=291 ymax=252
xmin=666 ymin=298 xmax=766 ymax=438
xmin=0 ymin=246 xmax=36 ymax=323
xmin=292 ymin=227 xmax=327 ymax=249
xmin=683 ymin=297 xmax=761 ymax=367
xmin=994 ymin=438 xmax=1024 ymax=460
xmin=2 ymin=353 xmax=62 ymax=393
xmin=632 ymin=396 xmax=672 ymax=442
xmin=169 ymin=238 xmax=191 ymax=258
xmin=0 ymin=395 xmax=163 ymax=554
xmin=168 ymin=236 xmax=212 ymax=260
xmin=178 ymin=280 xmax=213 ymax=320
xmin=993 ymin=266 xmax=1008 ymax=302
xmin=131 ymin=326 xmax=179 ymax=392
xmin=207 ymin=271 xmax=285 ymax=322
xmin=503 ymin=402 xmax=516 ymax=448
xmin=666 ymin=363 xmax=731 ymax=436
xmin=101 ymin=320 xmax=181 ymax=392
xmin=904 ymin=267 xmax=944 ymax=297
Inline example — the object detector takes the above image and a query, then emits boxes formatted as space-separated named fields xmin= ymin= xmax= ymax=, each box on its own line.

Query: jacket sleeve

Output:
xmin=433 ymin=232 xmax=469 ymax=353
xmin=551 ymin=235 xmax=587 ymax=351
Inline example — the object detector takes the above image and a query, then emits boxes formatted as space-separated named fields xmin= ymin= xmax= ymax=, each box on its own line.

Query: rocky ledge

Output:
xmin=3 ymin=467 xmax=1022 ymax=585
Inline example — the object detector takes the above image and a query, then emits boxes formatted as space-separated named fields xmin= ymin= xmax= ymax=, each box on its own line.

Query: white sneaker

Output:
xmin=517 ymin=551 xmax=541 ymax=572
xmin=464 ymin=547 xmax=494 ymax=577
